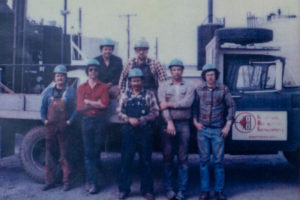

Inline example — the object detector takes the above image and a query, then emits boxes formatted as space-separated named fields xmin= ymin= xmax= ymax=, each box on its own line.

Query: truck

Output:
xmin=0 ymin=27 xmax=299 ymax=183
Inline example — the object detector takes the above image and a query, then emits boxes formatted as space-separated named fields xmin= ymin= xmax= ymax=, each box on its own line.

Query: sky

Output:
xmin=8 ymin=0 xmax=300 ymax=65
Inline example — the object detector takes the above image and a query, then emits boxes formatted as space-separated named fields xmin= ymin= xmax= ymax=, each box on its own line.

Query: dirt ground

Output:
xmin=0 ymin=152 xmax=299 ymax=200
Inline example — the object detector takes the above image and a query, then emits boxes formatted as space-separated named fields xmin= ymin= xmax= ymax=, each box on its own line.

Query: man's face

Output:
xmin=135 ymin=48 xmax=148 ymax=60
xmin=170 ymin=66 xmax=183 ymax=81
xmin=101 ymin=46 xmax=113 ymax=59
xmin=130 ymin=77 xmax=143 ymax=90
xmin=54 ymin=73 xmax=66 ymax=86
xmin=205 ymin=70 xmax=216 ymax=86
xmin=87 ymin=66 xmax=99 ymax=80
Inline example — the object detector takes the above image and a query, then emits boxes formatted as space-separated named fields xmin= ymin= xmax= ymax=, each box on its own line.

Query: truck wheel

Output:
xmin=20 ymin=126 xmax=46 ymax=183
xmin=215 ymin=28 xmax=273 ymax=45
xmin=283 ymin=148 xmax=300 ymax=168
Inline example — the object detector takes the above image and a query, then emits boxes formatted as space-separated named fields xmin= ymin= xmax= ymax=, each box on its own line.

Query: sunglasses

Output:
xmin=88 ymin=68 xmax=98 ymax=72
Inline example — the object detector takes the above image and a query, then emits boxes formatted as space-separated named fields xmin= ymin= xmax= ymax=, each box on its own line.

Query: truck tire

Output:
xmin=283 ymin=147 xmax=300 ymax=168
xmin=20 ymin=126 xmax=46 ymax=183
xmin=215 ymin=28 xmax=273 ymax=45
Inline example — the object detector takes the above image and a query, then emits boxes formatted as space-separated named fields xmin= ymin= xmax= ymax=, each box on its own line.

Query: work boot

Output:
xmin=166 ymin=190 xmax=176 ymax=200
xmin=198 ymin=191 xmax=209 ymax=200
xmin=176 ymin=190 xmax=185 ymax=200
xmin=63 ymin=184 xmax=71 ymax=191
xmin=214 ymin=191 xmax=227 ymax=200
xmin=86 ymin=183 xmax=98 ymax=194
xmin=144 ymin=192 xmax=155 ymax=200
xmin=118 ymin=191 xmax=129 ymax=199
xmin=42 ymin=184 xmax=55 ymax=191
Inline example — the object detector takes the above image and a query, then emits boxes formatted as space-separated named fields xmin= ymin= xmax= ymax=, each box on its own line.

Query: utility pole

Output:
xmin=60 ymin=0 xmax=70 ymax=63
xmin=61 ymin=0 xmax=70 ymax=34
xmin=119 ymin=14 xmax=136 ymax=59
xmin=155 ymin=37 xmax=158 ymax=59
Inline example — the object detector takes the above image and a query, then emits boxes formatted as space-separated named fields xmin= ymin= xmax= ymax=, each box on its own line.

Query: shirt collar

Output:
xmin=84 ymin=79 xmax=102 ymax=86
xmin=203 ymin=81 xmax=220 ymax=90
xmin=129 ymin=88 xmax=145 ymax=96
xmin=169 ymin=79 xmax=185 ymax=86
xmin=134 ymin=57 xmax=150 ymax=65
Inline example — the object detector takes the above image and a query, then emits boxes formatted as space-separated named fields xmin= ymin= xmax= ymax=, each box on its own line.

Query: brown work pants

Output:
xmin=45 ymin=125 xmax=71 ymax=185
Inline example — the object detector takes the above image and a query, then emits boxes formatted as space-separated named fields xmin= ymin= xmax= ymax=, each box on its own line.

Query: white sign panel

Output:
xmin=232 ymin=111 xmax=287 ymax=141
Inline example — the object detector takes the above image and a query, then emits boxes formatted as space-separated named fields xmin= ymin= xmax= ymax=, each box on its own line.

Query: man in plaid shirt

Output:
xmin=118 ymin=38 xmax=167 ymax=94
xmin=193 ymin=64 xmax=236 ymax=200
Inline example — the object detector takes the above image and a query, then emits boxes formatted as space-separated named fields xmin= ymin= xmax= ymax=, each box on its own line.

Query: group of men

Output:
xmin=40 ymin=37 xmax=236 ymax=200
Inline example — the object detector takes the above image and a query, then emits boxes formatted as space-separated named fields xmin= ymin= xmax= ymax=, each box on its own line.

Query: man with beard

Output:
xmin=119 ymin=38 xmax=167 ymax=94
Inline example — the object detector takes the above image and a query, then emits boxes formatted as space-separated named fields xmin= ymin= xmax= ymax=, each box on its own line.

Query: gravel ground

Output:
xmin=0 ymin=152 xmax=299 ymax=200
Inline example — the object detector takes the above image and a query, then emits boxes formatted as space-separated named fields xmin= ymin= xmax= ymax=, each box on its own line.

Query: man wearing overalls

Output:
xmin=158 ymin=59 xmax=195 ymax=200
xmin=76 ymin=59 xmax=109 ymax=194
xmin=117 ymin=68 xmax=159 ymax=200
xmin=40 ymin=65 xmax=77 ymax=191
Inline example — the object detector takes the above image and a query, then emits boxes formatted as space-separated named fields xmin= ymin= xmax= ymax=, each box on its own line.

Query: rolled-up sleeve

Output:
xmin=117 ymin=92 xmax=129 ymax=123
xmin=40 ymin=88 xmax=51 ymax=122
xmin=139 ymin=91 xmax=159 ymax=124
xmin=157 ymin=82 xmax=171 ymax=122
xmin=224 ymin=86 xmax=236 ymax=121
xmin=172 ymin=85 xmax=195 ymax=109
xmin=192 ymin=90 xmax=199 ymax=119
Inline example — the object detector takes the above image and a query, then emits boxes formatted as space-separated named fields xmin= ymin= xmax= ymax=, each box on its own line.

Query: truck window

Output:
xmin=236 ymin=64 xmax=275 ymax=90
xmin=265 ymin=65 xmax=276 ymax=89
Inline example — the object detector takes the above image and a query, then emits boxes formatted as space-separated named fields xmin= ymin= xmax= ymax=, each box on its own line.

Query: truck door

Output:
xmin=223 ymin=55 xmax=290 ymax=153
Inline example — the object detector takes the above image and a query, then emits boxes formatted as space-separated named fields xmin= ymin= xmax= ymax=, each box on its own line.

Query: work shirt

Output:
xmin=117 ymin=89 xmax=159 ymax=125
xmin=94 ymin=54 xmax=123 ymax=85
xmin=76 ymin=80 xmax=109 ymax=116
xmin=192 ymin=82 xmax=236 ymax=128
xmin=119 ymin=58 xmax=168 ymax=93
xmin=40 ymin=86 xmax=77 ymax=123
xmin=158 ymin=80 xmax=195 ymax=121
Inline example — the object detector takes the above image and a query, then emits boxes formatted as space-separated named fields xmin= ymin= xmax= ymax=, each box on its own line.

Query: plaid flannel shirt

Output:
xmin=192 ymin=82 xmax=236 ymax=128
xmin=118 ymin=58 xmax=168 ymax=93
xmin=117 ymin=89 xmax=159 ymax=125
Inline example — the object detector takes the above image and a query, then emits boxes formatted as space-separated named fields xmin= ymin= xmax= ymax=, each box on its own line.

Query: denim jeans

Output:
xmin=197 ymin=127 xmax=225 ymax=191
xmin=162 ymin=120 xmax=190 ymax=192
xmin=81 ymin=115 xmax=106 ymax=185
xmin=118 ymin=123 xmax=153 ymax=194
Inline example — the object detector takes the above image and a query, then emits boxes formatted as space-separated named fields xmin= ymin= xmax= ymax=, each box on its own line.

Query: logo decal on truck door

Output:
xmin=233 ymin=111 xmax=287 ymax=141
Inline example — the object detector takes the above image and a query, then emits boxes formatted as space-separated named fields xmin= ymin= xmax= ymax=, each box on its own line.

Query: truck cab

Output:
xmin=205 ymin=28 xmax=300 ymax=166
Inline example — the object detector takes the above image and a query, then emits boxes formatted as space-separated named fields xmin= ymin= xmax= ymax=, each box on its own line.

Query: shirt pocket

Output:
xmin=179 ymin=87 xmax=187 ymax=96
xmin=214 ymin=93 xmax=224 ymax=106
xmin=166 ymin=91 xmax=174 ymax=101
